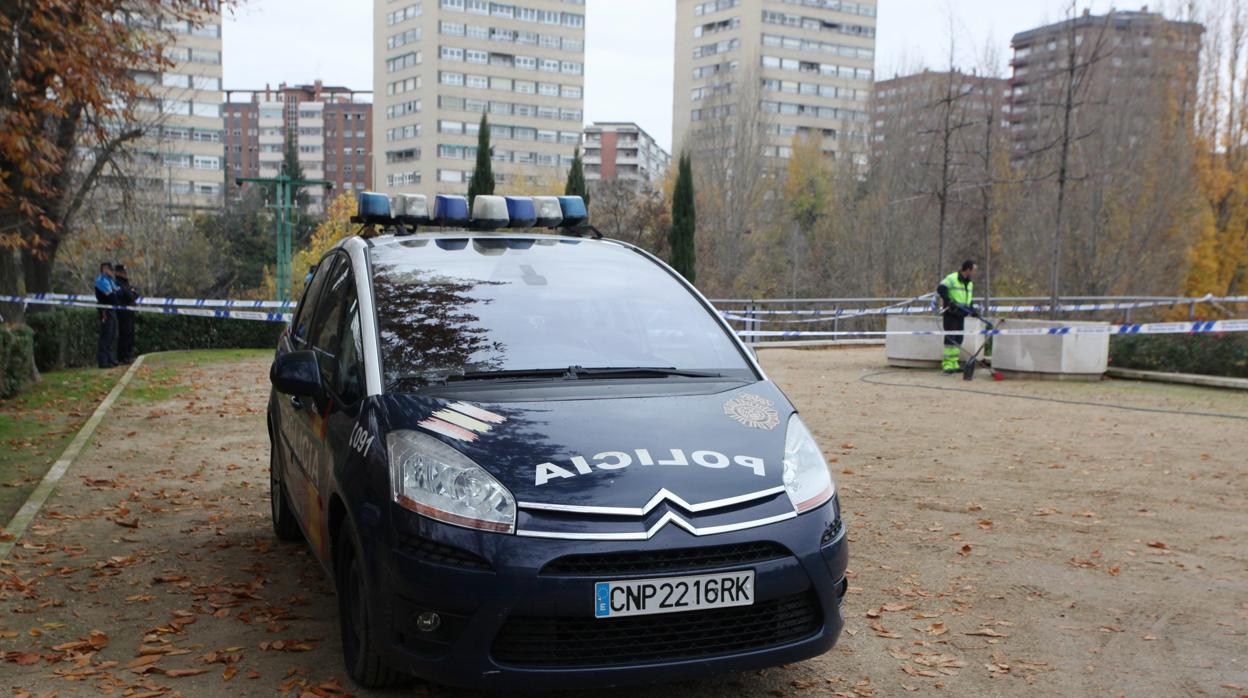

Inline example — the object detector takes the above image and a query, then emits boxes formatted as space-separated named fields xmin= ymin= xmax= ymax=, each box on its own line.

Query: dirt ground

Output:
xmin=2 ymin=347 xmax=1246 ymax=698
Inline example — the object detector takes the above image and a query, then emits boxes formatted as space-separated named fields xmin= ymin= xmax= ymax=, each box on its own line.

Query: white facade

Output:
xmin=582 ymin=122 xmax=671 ymax=187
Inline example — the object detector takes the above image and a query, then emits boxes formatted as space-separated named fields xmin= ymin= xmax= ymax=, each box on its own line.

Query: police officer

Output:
xmin=94 ymin=262 xmax=119 ymax=368
xmin=937 ymin=260 xmax=977 ymax=374
xmin=114 ymin=264 xmax=139 ymax=364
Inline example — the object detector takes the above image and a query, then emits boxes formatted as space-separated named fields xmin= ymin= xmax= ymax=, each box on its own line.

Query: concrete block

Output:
xmin=991 ymin=319 xmax=1109 ymax=379
xmin=885 ymin=315 xmax=985 ymax=368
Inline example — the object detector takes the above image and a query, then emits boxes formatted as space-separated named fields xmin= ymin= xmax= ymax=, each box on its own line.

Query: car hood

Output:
xmin=378 ymin=381 xmax=796 ymax=510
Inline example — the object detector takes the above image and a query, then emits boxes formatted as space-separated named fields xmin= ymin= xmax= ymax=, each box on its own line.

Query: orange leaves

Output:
xmin=259 ymin=638 xmax=319 ymax=652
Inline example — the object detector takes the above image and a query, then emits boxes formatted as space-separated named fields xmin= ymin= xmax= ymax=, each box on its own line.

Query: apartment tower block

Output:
xmin=673 ymin=0 xmax=877 ymax=163
xmin=373 ymin=0 xmax=587 ymax=195
xmin=224 ymin=82 xmax=373 ymax=212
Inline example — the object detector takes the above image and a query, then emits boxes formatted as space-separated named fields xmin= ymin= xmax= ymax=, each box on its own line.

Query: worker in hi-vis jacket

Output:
xmin=936 ymin=260 xmax=978 ymax=374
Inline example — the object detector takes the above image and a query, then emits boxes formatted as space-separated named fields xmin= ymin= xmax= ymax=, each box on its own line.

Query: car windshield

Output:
xmin=369 ymin=236 xmax=755 ymax=389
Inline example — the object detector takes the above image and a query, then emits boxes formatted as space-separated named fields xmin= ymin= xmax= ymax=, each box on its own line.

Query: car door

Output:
xmin=292 ymin=254 xmax=359 ymax=561
xmin=281 ymin=254 xmax=348 ymax=558
xmin=274 ymin=258 xmax=335 ymax=530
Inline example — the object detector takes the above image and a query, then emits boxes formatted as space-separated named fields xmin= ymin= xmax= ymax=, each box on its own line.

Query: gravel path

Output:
xmin=2 ymin=348 xmax=1244 ymax=697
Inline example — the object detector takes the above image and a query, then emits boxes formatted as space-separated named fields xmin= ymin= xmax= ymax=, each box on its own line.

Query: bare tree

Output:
xmin=686 ymin=63 xmax=778 ymax=295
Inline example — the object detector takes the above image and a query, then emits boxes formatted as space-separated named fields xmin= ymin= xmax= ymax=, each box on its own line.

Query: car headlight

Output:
xmin=782 ymin=415 xmax=835 ymax=514
xmin=387 ymin=430 xmax=516 ymax=533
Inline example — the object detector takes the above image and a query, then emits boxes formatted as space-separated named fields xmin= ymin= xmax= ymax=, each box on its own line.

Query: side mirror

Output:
xmin=270 ymin=350 xmax=323 ymax=397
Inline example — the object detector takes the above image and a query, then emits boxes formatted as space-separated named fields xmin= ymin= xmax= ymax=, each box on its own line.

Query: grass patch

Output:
xmin=0 ymin=366 xmax=122 ymax=525
xmin=1 ymin=349 xmax=273 ymax=526
xmin=123 ymin=349 xmax=272 ymax=403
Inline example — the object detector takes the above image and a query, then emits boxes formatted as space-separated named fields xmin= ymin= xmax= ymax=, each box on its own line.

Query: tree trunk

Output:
xmin=0 ymin=247 xmax=24 ymax=324
xmin=21 ymin=241 xmax=59 ymax=296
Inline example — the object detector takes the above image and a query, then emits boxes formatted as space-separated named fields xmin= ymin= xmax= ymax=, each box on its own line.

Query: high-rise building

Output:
xmin=373 ymin=0 xmax=587 ymax=195
xmin=582 ymin=122 xmax=671 ymax=188
xmin=871 ymin=71 xmax=1010 ymax=160
xmin=224 ymin=82 xmax=373 ymax=212
xmin=1007 ymin=9 xmax=1203 ymax=158
xmin=118 ymin=8 xmax=225 ymax=214
xmin=672 ymin=0 xmax=877 ymax=163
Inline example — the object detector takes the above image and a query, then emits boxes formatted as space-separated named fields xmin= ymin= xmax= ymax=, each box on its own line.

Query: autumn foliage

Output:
xmin=0 ymin=0 xmax=224 ymax=296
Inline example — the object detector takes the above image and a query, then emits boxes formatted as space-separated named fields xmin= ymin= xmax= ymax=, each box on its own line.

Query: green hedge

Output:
xmin=1110 ymin=333 xmax=1248 ymax=379
xmin=0 ymin=324 xmax=36 ymax=399
xmin=26 ymin=308 xmax=283 ymax=372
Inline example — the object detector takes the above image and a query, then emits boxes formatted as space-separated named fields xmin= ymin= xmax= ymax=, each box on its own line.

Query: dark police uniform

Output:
xmin=94 ymin=271 xmax=118 ymax=368
xmin=114 ymin=267 xmax=138 ymax=364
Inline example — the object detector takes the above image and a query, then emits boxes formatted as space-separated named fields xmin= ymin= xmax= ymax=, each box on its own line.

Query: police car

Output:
xmin=266 ymin=192 xmax=848 ymax=690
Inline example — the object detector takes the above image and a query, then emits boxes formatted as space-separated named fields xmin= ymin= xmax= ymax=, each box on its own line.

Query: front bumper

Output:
xmin=363 ymin=501 xmax=848 ymax=691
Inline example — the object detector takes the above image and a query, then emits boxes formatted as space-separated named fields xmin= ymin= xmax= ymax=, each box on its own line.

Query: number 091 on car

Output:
xmin=594 ymin=571 xmax=755 ymax=618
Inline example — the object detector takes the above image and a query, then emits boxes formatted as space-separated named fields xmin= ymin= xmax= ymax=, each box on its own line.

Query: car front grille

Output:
xmin=540 ymin=541 xmax=792 ymax=577
xmin=395 ymin=534 xmax=492 ymax=571
xmin=491 ymin=590 xmax=822 ymax=668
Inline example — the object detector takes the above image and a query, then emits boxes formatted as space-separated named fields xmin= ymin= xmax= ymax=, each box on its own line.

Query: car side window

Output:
xmin=308 ymin=255 xmax=352 ymax=398
xmin=337 ymin=293 xmax=365 ymax=404
xmin=291 ymin=259 xmax=334 ymax=349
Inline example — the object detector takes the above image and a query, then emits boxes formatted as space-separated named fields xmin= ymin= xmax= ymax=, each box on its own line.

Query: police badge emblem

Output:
xmin=723 ymin=392 xmax=780 ymax=430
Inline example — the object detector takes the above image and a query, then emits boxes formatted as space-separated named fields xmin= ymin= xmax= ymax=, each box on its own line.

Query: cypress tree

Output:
xmin=467 ymin=113 xmax=494 ymax=205
xmin=564 ymin=146 xmax=589 ymax=207
xmin=281 ymin=136 xmax=308 ymax=211
xmin=668 ymin=153 xmax=696 ymax=283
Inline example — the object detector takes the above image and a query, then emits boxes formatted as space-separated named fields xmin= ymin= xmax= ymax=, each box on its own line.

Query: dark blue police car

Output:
xmin=266 ymin=192 xmax=848 ymax=690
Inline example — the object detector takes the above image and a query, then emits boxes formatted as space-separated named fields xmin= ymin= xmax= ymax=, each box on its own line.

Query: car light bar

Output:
xmin=353 ymin=192 xmax=589 ymax=232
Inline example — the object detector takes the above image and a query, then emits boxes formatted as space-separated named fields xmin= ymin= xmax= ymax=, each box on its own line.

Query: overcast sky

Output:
xmin=224 ymin=0 xmax=1132 ymax=152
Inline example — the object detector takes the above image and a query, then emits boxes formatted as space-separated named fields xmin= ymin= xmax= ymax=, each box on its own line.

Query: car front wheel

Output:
xmin=335 ymin=535 xmax=409 ymax=688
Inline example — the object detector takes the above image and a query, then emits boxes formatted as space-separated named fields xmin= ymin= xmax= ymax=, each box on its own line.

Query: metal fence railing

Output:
xmin=711 ymin=295 xmax=1248 ymax=344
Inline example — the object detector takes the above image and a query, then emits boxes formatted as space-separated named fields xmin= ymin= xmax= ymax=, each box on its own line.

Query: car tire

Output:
xmin=335 ymin=537 xmax=410 ymax=688
xmin=269 ymin=434 xmax=303 ymax=542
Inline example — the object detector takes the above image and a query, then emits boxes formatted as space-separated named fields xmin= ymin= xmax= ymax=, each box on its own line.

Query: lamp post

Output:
xmin=235 ymin=174 xmax=332 ymax=302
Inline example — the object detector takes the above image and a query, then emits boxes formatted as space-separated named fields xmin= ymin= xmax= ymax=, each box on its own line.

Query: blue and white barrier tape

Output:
xmin=1 ymin=296 xmax=291 ymax=323
xmin=720 ymin=295 xmax=1247 ymax=323
xmin=737 ymin=318 xmax=1248 ymax=339
xmin=24 ymin=292 xmax=292 ymax=309
xmin=5 ymin=294 xmax=1246 ymax=336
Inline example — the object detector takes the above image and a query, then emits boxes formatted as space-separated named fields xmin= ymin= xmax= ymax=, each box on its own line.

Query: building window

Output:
xmin=387 ymin=3 xmax=422 ymax=26
xmin=387 ymin=51 xmax=421 ymax=72
xmin=388 ymin=27 xmax=422 ymax=49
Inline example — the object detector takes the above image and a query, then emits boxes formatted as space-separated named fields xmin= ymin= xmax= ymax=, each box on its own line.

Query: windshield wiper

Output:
xmin=443 ymin=366 xmax=724 ymax=383
xmin=568 ymin=366 xmax=723 ymax=379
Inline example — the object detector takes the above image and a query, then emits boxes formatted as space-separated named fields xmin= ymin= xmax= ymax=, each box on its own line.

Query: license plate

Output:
xmin=594 ymin=570 xmax=755 ymax=619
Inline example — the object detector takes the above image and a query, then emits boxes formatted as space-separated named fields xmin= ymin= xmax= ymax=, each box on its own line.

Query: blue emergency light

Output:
xmin=504 ymin=196 xmax=537 ymax=228
xmin=432 ymin=195 xmax=469 ymax=226
xmin=557 ymin=196 xmax=588 ymax=228
xmin=356 ymin=191 xmax=391 ymax=223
